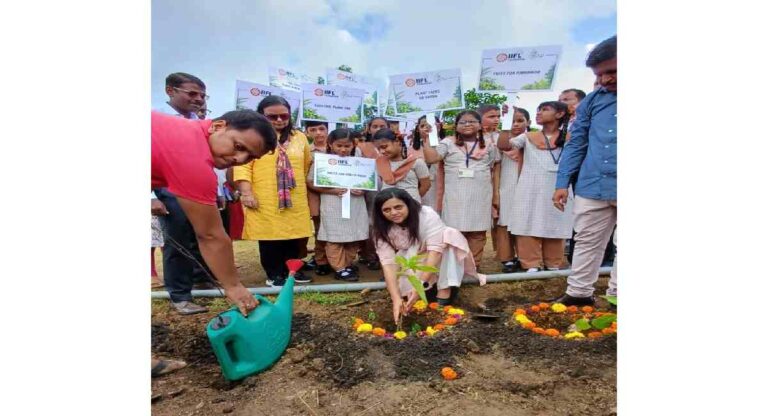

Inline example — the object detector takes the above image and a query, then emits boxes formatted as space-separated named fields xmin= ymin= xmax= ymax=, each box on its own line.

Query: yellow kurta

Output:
xmin=233 ymin=131 xmax=313 ymax=240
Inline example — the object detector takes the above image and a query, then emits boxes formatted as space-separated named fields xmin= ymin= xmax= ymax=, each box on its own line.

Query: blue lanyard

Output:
xmin=464 ymin=140 xmax=479 ymax=168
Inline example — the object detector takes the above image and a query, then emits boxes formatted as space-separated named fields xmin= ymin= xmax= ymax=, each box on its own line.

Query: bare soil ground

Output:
xmin=151 ymin=266 xmax=616 ymax=416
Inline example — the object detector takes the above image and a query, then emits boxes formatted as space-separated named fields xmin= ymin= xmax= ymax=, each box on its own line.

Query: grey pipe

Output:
xmin=150 ymin=267 xmax=613 ymax=299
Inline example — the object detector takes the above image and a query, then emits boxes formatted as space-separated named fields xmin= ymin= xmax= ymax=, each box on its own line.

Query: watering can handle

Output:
xmin=254 ymin=294 xmax=272 ymax=306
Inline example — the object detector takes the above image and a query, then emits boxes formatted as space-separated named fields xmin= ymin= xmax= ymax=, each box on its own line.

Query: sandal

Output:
xmin=151 ymin=358 xmax=187 ymax=378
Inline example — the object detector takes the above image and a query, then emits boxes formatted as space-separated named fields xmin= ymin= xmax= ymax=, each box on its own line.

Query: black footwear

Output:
xmin=367 ymin=260 xmax=381 ymax=270
xmin=302 ymin=257 xmax=317 ymax=271
xmin=501 ymin=259 xmax=521 ymax=273
xmin=266 ymin=276 xmax=286 ymax=287
xmin=334 ymin=268 xmax=359 ymax=282
xmin=314 ymin=264 xmax=332 ymax=276
xmin=293 ymin=270 xmax=312 ymax=284
xmin=348 ymin=264 xmax=360 ymax=273
xmin=550 ymin=293 xmax=595 ymax=306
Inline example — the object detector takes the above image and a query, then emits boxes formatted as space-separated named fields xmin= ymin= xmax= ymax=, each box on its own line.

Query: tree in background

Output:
xmin=338 ymin=64 xmax=353 ymax=72
xmin=317 ymin=76 xmax=325 ymax=85
xmin=441 ymin=88 xmax=509 ymax=134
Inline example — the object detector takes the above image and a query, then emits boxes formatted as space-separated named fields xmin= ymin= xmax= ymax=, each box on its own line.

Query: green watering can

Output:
xmin=206 ymin=259 xmax=302 ymax=381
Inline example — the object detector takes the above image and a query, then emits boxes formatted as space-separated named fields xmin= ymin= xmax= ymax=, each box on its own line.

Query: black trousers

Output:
xmin=154 ymin=188 xmax=212 ymax=302
xmin=258 ymin=239 xmax=302 ymax=278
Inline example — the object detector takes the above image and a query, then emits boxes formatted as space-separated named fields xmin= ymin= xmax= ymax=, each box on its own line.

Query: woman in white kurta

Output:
xmin=422 ymin=110 xmax=500 ymax=269
xmin=499 ymin=101 xmax=574 ymax=272
xmin=372 ymin=188 xmax=486 ymax=322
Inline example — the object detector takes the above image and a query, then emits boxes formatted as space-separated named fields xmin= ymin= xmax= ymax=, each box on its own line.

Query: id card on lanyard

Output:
xmin=543 ymin=134 xmax=562 ymax=173
xmin=459 ymin=140 xmax=479 ymax=178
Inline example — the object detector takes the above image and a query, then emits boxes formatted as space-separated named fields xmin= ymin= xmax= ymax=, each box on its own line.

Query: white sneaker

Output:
xmin=526 ymin=268 xmax=540 ymax=273
xmin=171 ymin=301 xmax=208 ymax=315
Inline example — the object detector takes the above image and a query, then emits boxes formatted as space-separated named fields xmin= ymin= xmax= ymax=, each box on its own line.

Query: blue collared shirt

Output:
xmin=555 ymin=87 xmax=617 ymax=201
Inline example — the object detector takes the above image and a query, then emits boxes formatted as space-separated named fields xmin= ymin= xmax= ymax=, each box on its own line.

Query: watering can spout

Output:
xmin=275 ymin=274 xmax=295 ymax=313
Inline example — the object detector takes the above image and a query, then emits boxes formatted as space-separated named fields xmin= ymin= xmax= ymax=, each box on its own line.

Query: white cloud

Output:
xmin=152 ymin=0 xmax=615 ymax=122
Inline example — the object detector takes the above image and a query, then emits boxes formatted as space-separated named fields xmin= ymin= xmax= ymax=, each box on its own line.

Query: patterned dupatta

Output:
xmin=276 ymin=140 xmax=296 ymax=210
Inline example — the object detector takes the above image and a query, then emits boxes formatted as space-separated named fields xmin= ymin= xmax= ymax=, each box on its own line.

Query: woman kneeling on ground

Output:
xmin=372 ymin=188 xmax=486 ymax=322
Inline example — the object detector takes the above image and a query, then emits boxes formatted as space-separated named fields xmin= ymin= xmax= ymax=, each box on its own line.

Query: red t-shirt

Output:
xmin=151 ymin=111 xmax=217 ymax=205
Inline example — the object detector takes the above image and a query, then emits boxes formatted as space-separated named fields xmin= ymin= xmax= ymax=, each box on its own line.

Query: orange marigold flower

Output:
xmin=582 ymin=306 xmax=594 ymax=313
xmin=588 ymin=331 xmax=603 ymax=338
xmin=441 ymin=367 xmax=458 ymax=381
xmin=538 ymin=303 xmax=550 ymax=310
xmin=601 ymin=328 xmax=616 ymax=335
xmin=567 ymin=306 xmax=578 ymax=313
xmin=372 ymin=327 xmax=386 ymax=336
xmin=429 ymin=302 xmax=439 ymax=310
xmin=530 ymin=305 xmax=541 ymax=313
xmin=444 ymin=317 xmax=458 ymax=326
xmin=443 ymin=306 xmax=453 ymax=313
xmin=514 ymin=308 xmax=527 ymax=316
xmin=434 ymin=324 xmax=446 ymax=331
xmin=544 ymin=328 xmax=560 ymax=337
xmin=532 ymin=327 xmax=546 ymax=334
xmin=611 ymin=321 xmax=617 ymax=330
xmin=523 ymin=322 xmax=536 ymax=329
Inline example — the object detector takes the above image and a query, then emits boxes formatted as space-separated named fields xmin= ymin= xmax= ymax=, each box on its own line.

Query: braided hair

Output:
xmin=453 ymin=110 xmax=485 ymax=149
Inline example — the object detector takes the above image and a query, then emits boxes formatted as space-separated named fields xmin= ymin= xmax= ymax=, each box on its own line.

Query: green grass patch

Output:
xmin=298 ymin=291 xmax=358 ymax=306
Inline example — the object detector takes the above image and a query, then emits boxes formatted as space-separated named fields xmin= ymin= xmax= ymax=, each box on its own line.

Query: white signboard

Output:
xmin=234 ymin=80 xmax=300 ymax=123
xmin=327 ymin=69 xmax=380 ymax=119
xmin=268 ymin=66 xmax=314 ymax=92
xmin=389 ymin=68 xmax=464 ymax=115
xmin=383 ymin=86 xmax=406 ymax=121
xmin=300 ymin=83 xmax=365 ymax=123
xmin=478 ymin=45 xmax=562 ymax=92
xmin=312 ymin=153 xmax=378 ymax=191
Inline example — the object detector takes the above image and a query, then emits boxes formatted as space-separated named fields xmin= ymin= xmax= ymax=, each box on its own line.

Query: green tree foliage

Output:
xmin=338 ymin=64 xmax=353 ymax=72
xmin=317 ymin=76 xmax=326 ymax=85
xmin=302 ymin=99 xmax=326 ymax=120
xmin=442 ymin=88 xmax=508 ymax=126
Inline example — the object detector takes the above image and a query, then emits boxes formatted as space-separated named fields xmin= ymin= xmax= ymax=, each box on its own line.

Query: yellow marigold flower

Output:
xmin=564 ymin=331 xmax=585 ymax=339
xmin=413 ymin=300 xmax=427 ymax=311
xmin=447 ymin=308 xmax=465 ymax=316
xmin=425 ymin=326 xmax=437 ymax=336
xmin=394 ymin=331 xmax=407 ymax=340
xmin=515 ymin=314 xmax=532 ymax=324
xmin=551 ymin=303 xmax=567 ymax=313
xmin=356 ymin=323 xmax=373 ymax=333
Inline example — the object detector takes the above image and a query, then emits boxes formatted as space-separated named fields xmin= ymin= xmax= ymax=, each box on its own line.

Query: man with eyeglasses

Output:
xmin=152 ymin=72 xmax=218 ymax=315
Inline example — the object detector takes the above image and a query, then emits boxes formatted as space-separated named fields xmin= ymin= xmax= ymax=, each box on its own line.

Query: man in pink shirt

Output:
xmin=152 ymin=110 xmax=276 ymax=316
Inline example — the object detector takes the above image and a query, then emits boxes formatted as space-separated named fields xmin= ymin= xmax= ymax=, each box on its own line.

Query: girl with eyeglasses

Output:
xmin=497 ymin=101 xmax=574 ymax=272
xmin=422 ymin=110 xmax=501 ymax=270
xmin=233 ymin=95 xmax=314 ymax=287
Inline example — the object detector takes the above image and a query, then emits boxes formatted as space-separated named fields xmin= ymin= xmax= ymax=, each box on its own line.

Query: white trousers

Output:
xmin=566 ymin=196 xmax=618 ymax=297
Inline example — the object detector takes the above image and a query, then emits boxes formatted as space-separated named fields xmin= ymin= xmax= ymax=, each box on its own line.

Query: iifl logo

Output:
xmin=496 ymin=52 xmax=524 ymax=62
xmin=314 ymin=89 xmax=338 ymax=97
xmin=250 ymin=88 xmax=271 ymax=97
xmin=405 ymin=78 xmax=416 ymax=87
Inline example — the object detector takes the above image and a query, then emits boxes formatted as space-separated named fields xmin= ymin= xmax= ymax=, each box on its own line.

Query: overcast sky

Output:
xmin=152 ymin=0 xmax=616 ymax=126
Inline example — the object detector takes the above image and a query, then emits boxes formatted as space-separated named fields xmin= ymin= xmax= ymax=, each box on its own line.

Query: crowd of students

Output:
xmin=151 ymin=36 xmax=617 ymax=322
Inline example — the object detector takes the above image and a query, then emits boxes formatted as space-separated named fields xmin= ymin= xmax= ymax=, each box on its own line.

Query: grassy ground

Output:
xmin=153 ymin=233 xmax=514 ymax=288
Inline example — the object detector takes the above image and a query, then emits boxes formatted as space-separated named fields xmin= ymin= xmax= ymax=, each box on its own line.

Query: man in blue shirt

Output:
xmin=552 ymin=36 xmax=617 ymax=306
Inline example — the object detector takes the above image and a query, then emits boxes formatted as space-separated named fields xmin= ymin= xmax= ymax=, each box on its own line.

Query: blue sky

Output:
xmin=152 ymin=0 xmax=616 ymax=124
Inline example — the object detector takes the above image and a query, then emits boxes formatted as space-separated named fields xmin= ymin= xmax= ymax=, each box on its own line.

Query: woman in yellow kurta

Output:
xmin=234 ymin=96 xmax=313 ymax=286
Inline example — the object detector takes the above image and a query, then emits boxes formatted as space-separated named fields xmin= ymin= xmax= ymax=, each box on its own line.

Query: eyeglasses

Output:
xmin=456 ymin=120 xmax=480 ymax=126
xmin=173 ymin=87 xmax=210 ymax=100
xmin=265 ymin=113 xmax=291 ymax=121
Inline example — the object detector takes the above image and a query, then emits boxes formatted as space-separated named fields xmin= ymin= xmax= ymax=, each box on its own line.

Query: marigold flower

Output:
xmin=372 ymin=327 xmax=386 ymax=337
xmin=530 ymin=305 xmax=541 ymax=313
xmin=523 ymin=322 xmax=536 ymax=329
xmin=544 ymin=328 xmax=560 ymax=337
xmin=356 ymin=323 xmax=373 ymax=333
xmin=538 ymin=303 xmax=550 ymax=310
xmin=447 ymin=308 xmax=465 ymax=316
xmin=443 ymin=306 xmax=453 ymax=313
xmin=567 ymin=305 xmax=579 ymax=313
xmin=429 ymin=302 xmax=439 ymax=310
xmin=515 ymin=314 xmax=532 ymax=324
xmin=532 ymin=327 xmax=546 ymax=334
xmin=611 ymin=321 xmax=617 ymax=330
xmin=564 ymin=331 xmax=585 ymax=339
xmin=514 ymin=308 xmax=527 ymax=316
xmin=601 ymin=328 xmax=616 ymax=335
xmin=551 ymin=303 xmax=567 ymax=313
xmin=426 ymin=326 xmax=437 ymax=336
xmin=441 ymin=367 xmax=458 ymax=380
xmin=394 ymin=331 xmax=407 ymax=340
xmin=434 ymin=324 xmax=445 ymax=331
xmin=587 ymin=331 xmax=603 ymax=338
xmin=444 ymin=317 xmax=458 ymax=326
xmin=582 ymin=306 xmax=594 ymax=313
xmin=413 ymin=300 xmax=427 ymax=311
